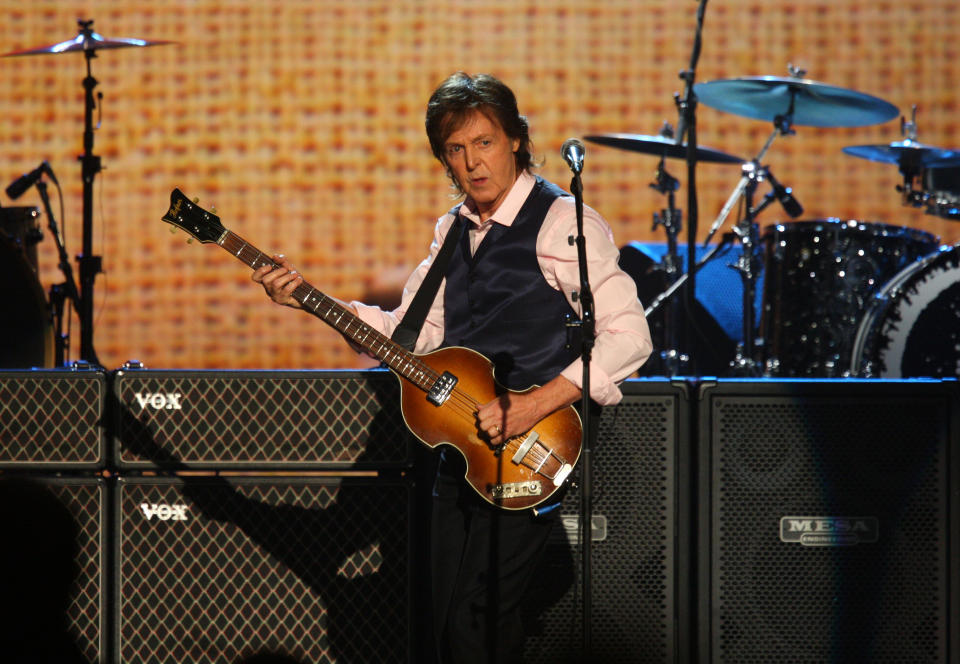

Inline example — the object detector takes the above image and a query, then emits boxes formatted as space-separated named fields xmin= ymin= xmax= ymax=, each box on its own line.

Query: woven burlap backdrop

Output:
xmin=2 ymin=0 xmax=957 ymax=369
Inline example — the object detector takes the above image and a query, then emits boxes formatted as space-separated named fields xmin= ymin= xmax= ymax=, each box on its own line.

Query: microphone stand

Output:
xmin=36 ymin=180 xmax=83 ymax=367
xmin=569 ymin=171 xmax=596 ymax=660
xmin=674 ymin=0 xmax=709 ymax=376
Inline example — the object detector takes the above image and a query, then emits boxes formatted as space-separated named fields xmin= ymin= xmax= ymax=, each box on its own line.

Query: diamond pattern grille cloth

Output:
xmin=114 ymin=371 xmax=413 ymax=468
xmin=50 ymin=479 xmax=104 ymax=664
xmin=0 ymin=372 xmax=104 ymax=466
xmin=118 ymin=478 xmax=411 ymax=664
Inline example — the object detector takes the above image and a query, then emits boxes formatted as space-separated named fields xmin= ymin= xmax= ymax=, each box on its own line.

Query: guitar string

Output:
xmin=232 ymin=238 xmax=552 ymax=471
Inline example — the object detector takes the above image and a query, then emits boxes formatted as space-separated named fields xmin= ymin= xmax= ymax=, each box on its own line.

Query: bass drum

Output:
xmin=852 ymin=245 xmax=960 ymax=378
xmin=0 ymin=236 xmax=53 ymax=368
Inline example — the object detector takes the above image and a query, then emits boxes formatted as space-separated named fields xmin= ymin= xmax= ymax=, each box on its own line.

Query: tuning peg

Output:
xmin=186 ymin=238 xmax=194 ymax=244
xmin=210 ymin=205 xmax=217 ymax=214
xmin=169 ymin=226 xmax=177 ymax=234
xmin=192 ymin=197 xmax=199 ymax=204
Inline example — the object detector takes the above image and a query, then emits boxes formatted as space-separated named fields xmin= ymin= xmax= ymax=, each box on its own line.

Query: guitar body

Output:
xmin=395 ymin=346 xmax=582 ymax=510
xmin=161 ymin=189 xmax=583 ymax=511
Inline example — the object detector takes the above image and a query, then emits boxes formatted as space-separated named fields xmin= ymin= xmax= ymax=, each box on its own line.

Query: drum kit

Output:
xmin=0 ymin=20 xmax=173 ymax=369
xmin=588 ymin=68 xmax=960 ymax=379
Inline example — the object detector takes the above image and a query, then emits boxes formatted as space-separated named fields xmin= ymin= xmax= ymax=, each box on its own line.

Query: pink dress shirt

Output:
xmin=352 ymin=171 xmax=652 ymax=406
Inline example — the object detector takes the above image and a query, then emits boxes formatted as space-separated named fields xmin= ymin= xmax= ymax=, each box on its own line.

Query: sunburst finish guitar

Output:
xmin=162 ymin=189 xmax=582 ymax=510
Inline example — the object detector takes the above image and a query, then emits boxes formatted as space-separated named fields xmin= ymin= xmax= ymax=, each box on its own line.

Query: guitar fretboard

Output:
xmin=218 ymin=230 xmax=438 ymax=392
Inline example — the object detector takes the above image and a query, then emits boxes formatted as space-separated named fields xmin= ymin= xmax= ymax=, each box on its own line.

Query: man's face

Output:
xmin=442 ymin=109 xmax=520 ymax=221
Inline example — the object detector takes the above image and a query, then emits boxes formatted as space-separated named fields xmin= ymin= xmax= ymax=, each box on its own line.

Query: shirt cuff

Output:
xmin=560 ymin=361 xmax=623 ymax=406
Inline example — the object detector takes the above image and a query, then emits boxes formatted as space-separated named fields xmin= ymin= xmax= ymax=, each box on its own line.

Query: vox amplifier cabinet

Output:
xmin=697 ymin=379 xmax=959 ymax=664
xmin=522 ymin=378 xmax=693 ymax=664
xmin=0 ymin=476 xmax=106 ymax=663
xmin=111 ymin=369 xmax=416 ymax=470
xmin=114 ymin=476 xmax=414 ymax=664
xmin=0 ymin=369 xmax=106 ymax=469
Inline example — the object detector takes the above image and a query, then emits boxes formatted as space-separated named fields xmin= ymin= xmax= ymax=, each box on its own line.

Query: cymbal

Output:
xmin=842 ymin=140 xmax=960 ymax=169
xmin=583 ymin=133 xmax=743 ymax=164
xmin=2 ymin=30 xmax=174 ymax=57
xmin=694 ymin=76 xmax=899 ymax=128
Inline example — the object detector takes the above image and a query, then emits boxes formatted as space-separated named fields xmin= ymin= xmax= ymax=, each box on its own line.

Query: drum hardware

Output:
xmin=648 ymin=136 xmax=689 ymax=375
xmin=920 ymin=166 xmax=960 ymax=220
xmin=587 ymin=124 xmax=745 ymax=375
xmin=2 ymin=20 xmax=175 ymax=367
xmin=694 ymin=67 xmax=901 ymax=375
xmin=842 ymin=105 xmax=960 ymax=221
xmin=698 ymin=114 xmax=800 ymax=375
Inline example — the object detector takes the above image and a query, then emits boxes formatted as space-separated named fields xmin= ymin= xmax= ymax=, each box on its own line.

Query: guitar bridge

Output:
xmin=490 ymin=481 xmax=543 ymax=501
xmin=426 ymin=371 xmax=458 ymax=406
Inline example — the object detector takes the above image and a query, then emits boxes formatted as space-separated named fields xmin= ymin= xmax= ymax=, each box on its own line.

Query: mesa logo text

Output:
xmin=779 ymin=516 xmax=879 ymax=547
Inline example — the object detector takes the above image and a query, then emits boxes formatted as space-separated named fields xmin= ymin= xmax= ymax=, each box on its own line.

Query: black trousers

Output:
xmin=430 ymin=453 xmax=559 ymax=664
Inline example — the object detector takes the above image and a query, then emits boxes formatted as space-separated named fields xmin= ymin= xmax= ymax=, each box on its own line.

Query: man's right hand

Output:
xmin=252 ymin=254 xmax=304 ymax=309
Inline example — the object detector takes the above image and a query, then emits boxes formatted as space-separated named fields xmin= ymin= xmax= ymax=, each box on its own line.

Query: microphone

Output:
xmin=561 ymin=138 xmax=585 ymax=175
xmin=6 ymin=161 xmax=55 ymax=200
xmin=765 ymin=168 xmax=803 ymax=218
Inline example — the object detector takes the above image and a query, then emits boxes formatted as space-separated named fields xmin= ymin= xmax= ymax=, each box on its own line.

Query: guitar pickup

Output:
xmin=426 ymin=371 xmax=458 ymax=406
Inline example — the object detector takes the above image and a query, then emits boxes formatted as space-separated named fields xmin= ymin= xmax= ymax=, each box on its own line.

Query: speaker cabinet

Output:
xmin=0 ymin=369 xmax=106 ymax=469
xmin=522 ymin=378 xmax=692 ymax=664
xmin=112 ymin=369 xmax=415 ymax=470
xmin=0 ymin=476 xmax=105 ymax=664
xmin=114 ymin=476 xmax=414 ymax=664
xmin=697 ymin=379 xmax=960 ymax=663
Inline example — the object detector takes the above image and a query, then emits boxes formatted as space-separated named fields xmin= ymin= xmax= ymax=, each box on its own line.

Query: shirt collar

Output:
xmin=459 ymin=171 xmax=536 ymax=228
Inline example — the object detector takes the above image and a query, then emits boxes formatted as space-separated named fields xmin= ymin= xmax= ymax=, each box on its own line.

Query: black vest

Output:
xmin=441 ymin=177 xmax=580 ymax=390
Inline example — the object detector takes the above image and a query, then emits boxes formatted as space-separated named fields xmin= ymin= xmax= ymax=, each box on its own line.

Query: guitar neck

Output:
xmin=218 ymin=230 xmax=432 ymax=387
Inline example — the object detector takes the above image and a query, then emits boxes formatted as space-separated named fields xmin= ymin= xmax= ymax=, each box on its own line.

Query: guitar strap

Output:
xmin=391 ymin=213 xmax=466 ymax=351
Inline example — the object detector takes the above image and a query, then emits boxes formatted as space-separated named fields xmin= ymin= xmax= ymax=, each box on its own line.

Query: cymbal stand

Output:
xmin=649 ymin=154 xmax=689 ymax=374
xmin=77 ymin=19 xmax=103 ymax=366
xmin=895 ymin=105 xmax=927 ymax=209
xmin=702 ymin=109 xmax=797 ymax=375
xmin=674 ymin=0 xmax=710 ymax=376
xmin=727 ymin=164 xmax=764 ymax=375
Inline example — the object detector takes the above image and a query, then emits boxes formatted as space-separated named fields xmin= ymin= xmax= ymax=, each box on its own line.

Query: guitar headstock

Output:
xmin=161 ymin=188 xmax=226 ymax=244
